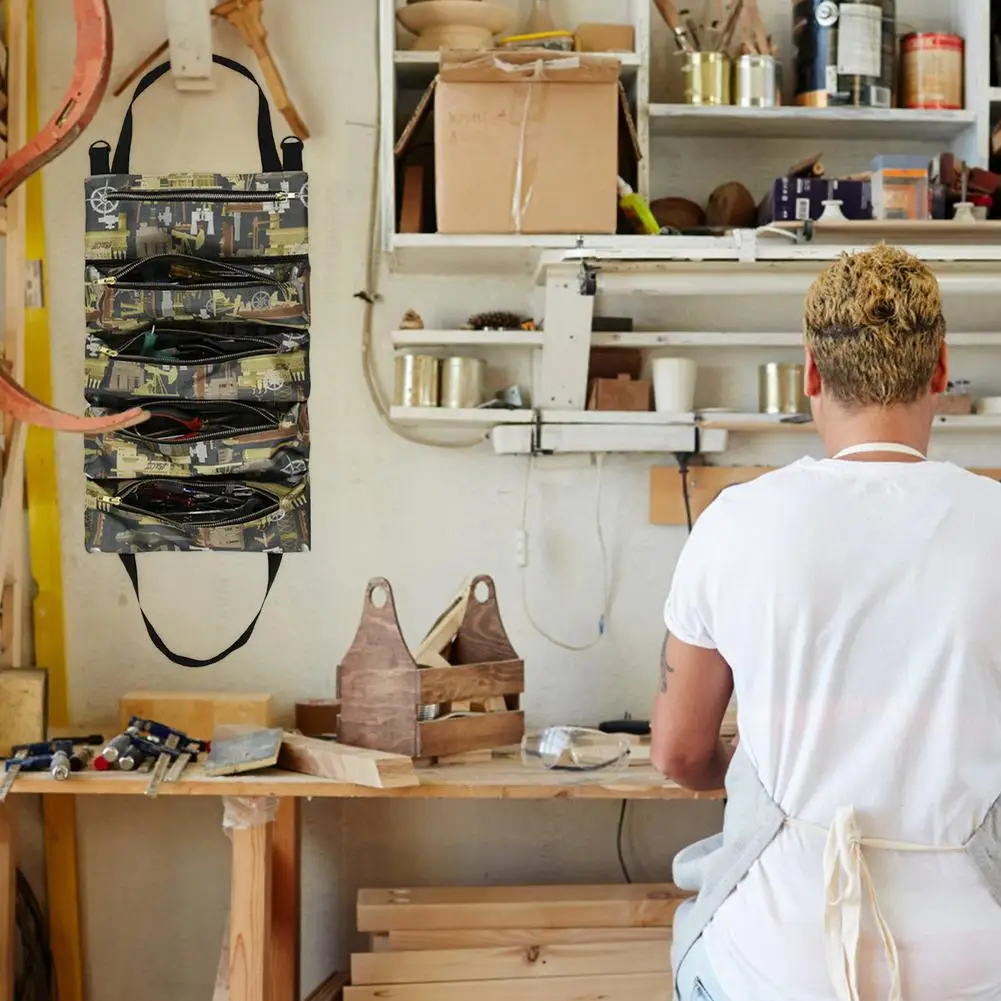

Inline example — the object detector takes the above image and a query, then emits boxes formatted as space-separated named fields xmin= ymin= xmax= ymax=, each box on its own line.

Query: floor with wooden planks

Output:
xmin=348 ymin=884 xmax=683 ymax=1001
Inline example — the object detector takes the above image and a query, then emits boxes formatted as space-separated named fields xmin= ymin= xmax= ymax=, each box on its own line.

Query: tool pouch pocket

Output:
xmin=85 ymin=324 xmax=309 ymax=405
xmin=86 ymin=477 xmax=310 ymax=554
xmin=85 ymin=254 xmax=310 ymax=333
xmin=84 ymin=400 xmax=309 ymax=481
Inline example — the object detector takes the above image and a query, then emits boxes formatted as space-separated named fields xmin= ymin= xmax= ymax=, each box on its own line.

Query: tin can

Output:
xmin=734 ymin=54 xmax=777 ymax=107
xmin=901 ymin=33 xmax=963 ymax=110
xmin=682 ymin=51 xmax=731 ymax=105
xmin=394 ymin=354 xmax=440 ymax=408
xmin=759 ymin=363 xmax=808 ymax=415
xmin=793 ymin=0 xmax=896 ymax=108
xmin=441 ymin=357 xmax=486 ymax=409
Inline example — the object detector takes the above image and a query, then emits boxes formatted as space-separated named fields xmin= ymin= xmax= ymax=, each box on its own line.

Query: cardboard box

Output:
xmin=589 ymin=374 xmax=651 ymax=412
xmin=759 ymin=177 xmax=873 ymax=223
xmin=575 ymin=23 xmax=636 ymax=53
xmin=429 ymin=52 xmax=624 ymax=234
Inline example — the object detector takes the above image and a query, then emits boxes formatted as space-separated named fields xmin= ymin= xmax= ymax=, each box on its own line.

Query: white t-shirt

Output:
xmin=664 ymin=458 xmax=1001 ymax=1001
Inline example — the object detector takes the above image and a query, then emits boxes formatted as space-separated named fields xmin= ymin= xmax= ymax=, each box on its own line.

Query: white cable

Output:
xmin=756 ymin=224 xmax=801 ymax=242
xmin=518 ymin=454 xmax=610 ymax=651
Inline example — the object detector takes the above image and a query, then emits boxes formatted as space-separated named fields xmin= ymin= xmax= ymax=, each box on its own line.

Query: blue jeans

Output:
xmin=675 ymin=936 xmax=732 ymax=1001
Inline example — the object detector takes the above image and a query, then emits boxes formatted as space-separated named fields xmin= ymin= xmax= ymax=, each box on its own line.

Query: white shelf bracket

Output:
xmin=165 ymin=0 xmax=214 ymax=91
xmin=735 ymin=229 xmax=758 ymax=264
xmin=539 ymin=269 xmax=595 ymax=410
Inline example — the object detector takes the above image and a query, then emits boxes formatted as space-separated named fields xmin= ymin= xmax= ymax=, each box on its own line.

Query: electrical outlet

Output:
xmin=515 ymin=529 xmax=528 ymax=568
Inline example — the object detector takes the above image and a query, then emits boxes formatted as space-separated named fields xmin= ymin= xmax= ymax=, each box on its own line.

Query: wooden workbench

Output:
xmin=0 ymin=759 xmax=721 ymax=1001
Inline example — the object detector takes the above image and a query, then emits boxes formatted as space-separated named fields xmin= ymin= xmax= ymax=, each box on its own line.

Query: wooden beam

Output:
xmin=119 ymin=691 xmax=274 ymax=741
xmin=42 ymin=796 xmax=84 ymax=1001
xmin=229 ymin=820 xmax=273 ymax=1001
xmin=0 ymin=804 xmax=13 ymax=1001
xmin=357 ymin=885 xmax=687 ymax=932
xmin=344 ymin=972 xmax=672 ymax=1001
xmin=386 ymin=927 xmax=672 ymax=951
xmin=269 ymin=798 xmax=300 ymax=1001
xmin=351 ymin=940 xmax=672 ymax=984
xmin=278 ymin=732 xmax=419 ymax=790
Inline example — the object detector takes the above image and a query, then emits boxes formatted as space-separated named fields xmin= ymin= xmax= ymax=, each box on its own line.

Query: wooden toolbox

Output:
xmin=337 ymin=576 xmax=525 ymax=759
xmin=347 ymin=884 xmax=686 ymax=1001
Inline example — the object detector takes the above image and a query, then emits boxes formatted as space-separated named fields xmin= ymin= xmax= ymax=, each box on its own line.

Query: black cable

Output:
xmin=680 ymin=462 xmax=693 ymax=533
xmin=616 ymin=800 xmax=633 ymax=883
xmin=16 ymin=869 xmax=53 ymax=1001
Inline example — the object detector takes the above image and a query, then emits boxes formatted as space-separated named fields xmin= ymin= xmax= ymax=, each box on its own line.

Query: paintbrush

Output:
xmin=743 ymin=0 xmax=770 ymax=55
xmin=654 ymin=0 xmax=696 ymax=53
xmin=718 ymin=0 xmax=745 ymax=53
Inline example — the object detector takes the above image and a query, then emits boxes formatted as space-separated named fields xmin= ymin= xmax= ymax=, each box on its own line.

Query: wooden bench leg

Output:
xmin=0 ymin=803 xmax=14 ymax=1001
xmin=270 ymin=798 xmax=301 ymax=1001
xmin=43 ymin=796 xmax=84 ymax=1001
xmin=229 ymin=812 xmax=273 ymax=1001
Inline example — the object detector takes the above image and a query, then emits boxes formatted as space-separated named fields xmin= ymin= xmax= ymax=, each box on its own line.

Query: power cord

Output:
xmin=617 ymin=456 xmax=697 ymax=882
xmin=518 ymin=453 xmax=610 ymax=651
xmin=16 ymin=869 xmax=53 ymax=1001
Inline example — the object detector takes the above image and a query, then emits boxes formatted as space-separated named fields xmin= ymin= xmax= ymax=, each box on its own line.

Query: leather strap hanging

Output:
xmin=119 ymin=553 xmax=282 ymax=668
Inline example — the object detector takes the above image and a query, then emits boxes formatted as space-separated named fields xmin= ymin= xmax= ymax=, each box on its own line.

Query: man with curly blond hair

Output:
xmin=652 ymin=246 xmax=1001 ymax=1001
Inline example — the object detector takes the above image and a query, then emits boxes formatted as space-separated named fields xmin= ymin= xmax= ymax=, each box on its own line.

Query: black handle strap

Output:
xmin=119 ymin=552 xmax=282 ymax=668
xmin=111 ymin=55 xmax=282 ymax=174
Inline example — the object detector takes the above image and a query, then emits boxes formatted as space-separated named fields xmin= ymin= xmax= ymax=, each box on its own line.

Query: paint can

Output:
xmin=901 ymin=33 xmax=964 ymax=110
xmin=441 ymin=357 xmax=486 ymax=409
xmin=734 ymin=55 xmax=778 ymax=107
xmin=682 ymin=51 xmax=731 ymax=105
xmin=759 ymin=363 xmax=808 ymax=415
xmin=793 ymin=0 xmax=896 ymax=108
xmin=394 ymin=354 xmax=440 ymax=408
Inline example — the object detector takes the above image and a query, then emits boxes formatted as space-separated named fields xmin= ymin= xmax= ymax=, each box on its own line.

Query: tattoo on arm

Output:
xmin=659 ymin=632 xmax=674 ymax=693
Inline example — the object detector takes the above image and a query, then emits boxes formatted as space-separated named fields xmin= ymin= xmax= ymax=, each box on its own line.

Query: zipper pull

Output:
xmin=97 ymin=276 xmax=117 ymax=286
xmin=101 ymin=495 xmax=123 ymax=509
xmin=97 ymin=344 xmax=118 ymax=357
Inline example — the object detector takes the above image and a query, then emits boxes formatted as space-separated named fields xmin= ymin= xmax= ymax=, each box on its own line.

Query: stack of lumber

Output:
xmin=346 ymin=884 xmax=688 ymax=1001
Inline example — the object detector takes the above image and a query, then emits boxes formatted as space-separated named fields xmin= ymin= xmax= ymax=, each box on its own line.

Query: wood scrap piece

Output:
xmin=120 ymin=691 xmax=274 ymax=742
xmin=295 ymin=699 xmax=341 ymax=737
xmin=344 ymin=973 xmax=672 ymax=1001
xmin=356 ymin=884 xmax=689 ymax=932
xmin=306 ymin=972 xmax=349 ymax=1001
xmin=386 ymin=927 xmax=672 ymax=951
xmin=0 ymin=668 xmax=46 ymax=756
xmin=204 ymin=728 xmax=283 ymax=777
xmin=279 ymin=732 xmax=419 ymax=789
xmin=351 ymin=940 xmax=672 ymax=984
xmin=413 ymin=580 xmax=470 ymax=667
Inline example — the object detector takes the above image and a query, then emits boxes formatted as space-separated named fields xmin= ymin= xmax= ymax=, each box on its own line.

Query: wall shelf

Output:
xmin=392 ymin=329 xmax=544 ymax=348
xmin=390 ymin=407 xmax=696 ymax=429
xmin=648 ymin=104 xmax=979 ymax=141
xmin=698 ymin=412 xmax=1001 ymax=434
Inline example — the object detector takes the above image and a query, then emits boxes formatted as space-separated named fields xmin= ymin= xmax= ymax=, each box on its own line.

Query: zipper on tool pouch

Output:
xmin=94 ymin=253 xmax=292 ymax=288
xmin=109 ymin=189 xmax=292 ymax=204
xmin=96 ymin=327 xmax=286 ymax=363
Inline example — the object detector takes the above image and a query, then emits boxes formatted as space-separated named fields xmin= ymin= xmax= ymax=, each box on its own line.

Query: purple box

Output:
xmin=759 ymin=177 xmax=873 ymax=224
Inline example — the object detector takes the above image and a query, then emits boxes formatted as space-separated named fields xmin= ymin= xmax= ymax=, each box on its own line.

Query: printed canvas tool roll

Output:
xmin=84 ymin=55 xmax=311 ymax=668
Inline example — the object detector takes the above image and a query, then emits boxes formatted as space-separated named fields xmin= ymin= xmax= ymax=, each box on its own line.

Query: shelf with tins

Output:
xmin=697 ymin=412 xmax=1001 ymax=434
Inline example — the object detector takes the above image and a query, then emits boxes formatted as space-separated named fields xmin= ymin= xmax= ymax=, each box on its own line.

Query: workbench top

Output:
xmin=9 ymin=758 xmax=723 ymax=800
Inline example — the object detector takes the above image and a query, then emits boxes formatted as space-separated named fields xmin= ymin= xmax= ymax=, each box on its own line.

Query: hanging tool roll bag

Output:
xmin=83 ymin=55 xmax=310 ymax=668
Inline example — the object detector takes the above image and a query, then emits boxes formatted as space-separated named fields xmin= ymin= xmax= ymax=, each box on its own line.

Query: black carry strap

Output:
xmin=110 ymin=55 xmax=283 ymax=174
xmin=119 ymin=552 xmax=282 ymax=668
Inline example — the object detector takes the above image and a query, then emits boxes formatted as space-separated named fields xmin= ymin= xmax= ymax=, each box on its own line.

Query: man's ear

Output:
xmin=931 ymin=342 xmax=949 ymax=395
xmin=805 ymin=348 xmax=822 ymax=397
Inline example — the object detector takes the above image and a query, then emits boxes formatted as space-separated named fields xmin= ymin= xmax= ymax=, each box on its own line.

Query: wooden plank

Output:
xmin=278 ymin=733 xmax=419 ymax=790
xmin=42 ymin=796 xmax=84 ymax=1001
xmin=229 ymin=822 xmax=273 ymax=1001
xmin=386 ymin=927 xmax=672 ymax=951
xmin=0 ymin=804 xmax=13 ymax=1001
xmin=399 ymin=163 xmax=425 ymax=234
xmin=417 ymin=711 xmax=525 ymax=759
xmin=269 ymin=798 xmax=300 ymax=1001
xmin=351 ymin=940 xmax=672 ymax=984
xmin=357 ymin=885 xmax=687 ymax=932
xmin=418 ymin=661 xmax=523 ymax=705
xmin=649 ymin=465 xmax=774 ymax=526
xmin=119 ymin=691 xmax=274 ymax=741
xmin=305 ymin=971 xmax=349 ymax=1001
xmin=0 ymin=667 xmax=46 ymax=756
xmin=204 ymin=729 xmax=283 ymax=777
xmin=344 ymin=972 xmax=671 ymax=1001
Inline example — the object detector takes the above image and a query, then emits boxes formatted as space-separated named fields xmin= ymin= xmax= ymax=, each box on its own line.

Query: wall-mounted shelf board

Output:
xmin=648 ymin=104 xmax=978 ymax=140
xmin=698 ymin=412 xmax=1001 ymax=434
xmin=392 ymin=329 xmax=545 ymax=348
xmin=492 ymin=423 xmax=727 ymax=456
xmin=593 ymin=331 xmax=1001 ymax=348
xmin=390 ymin=407 xmax=696 ymax=429
xmin=395 ymin=50 xmax=642 ymax=88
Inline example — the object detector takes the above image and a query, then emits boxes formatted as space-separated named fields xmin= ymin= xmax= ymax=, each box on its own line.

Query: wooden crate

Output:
xmin=337 ymin=576 xmax=525 ymax=759
xmin=347 ymin=885 xmax=681 ymax=1001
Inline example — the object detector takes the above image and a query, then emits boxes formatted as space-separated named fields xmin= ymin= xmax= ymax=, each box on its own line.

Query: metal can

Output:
xmin=901 ymin=33 xmax=964 ymax=110
xmin=793 ymin=0 xmax=896 ymax=108
xmin=441 ymin=357 xmax=486 ymax=409
xmin=759 ymin=363 xmax=808 ymax=415
xmin=682 ymin=51 xmax=731 ymax=106
xmin=394 ymin=354 xmax=440 ymax=408
xmin=734 ymin=54 xmax=777 ymax=107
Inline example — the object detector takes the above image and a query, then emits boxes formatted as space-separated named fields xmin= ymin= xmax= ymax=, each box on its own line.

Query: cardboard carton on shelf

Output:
xmin=395 ymin=50 xmax=640 ymax=235
xmin=588 ymin=374 xmax=651 ymax=412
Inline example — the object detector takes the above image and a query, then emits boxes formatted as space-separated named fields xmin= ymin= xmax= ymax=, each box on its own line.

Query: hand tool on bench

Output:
xmin=0 ymin=733 xmax=103 ymax=798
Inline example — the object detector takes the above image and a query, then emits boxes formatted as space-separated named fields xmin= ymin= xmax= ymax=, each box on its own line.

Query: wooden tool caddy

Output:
xmin=337 ymin=576 xmax=525 ymax=760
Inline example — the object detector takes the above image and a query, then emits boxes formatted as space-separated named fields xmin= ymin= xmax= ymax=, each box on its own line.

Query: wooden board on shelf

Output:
xmin=351 ymin=940 xmax=671 ymax=985
xmin=649 ymin=466 xmax=775 ymax=526
xmin=0 ymin=668 xmax=46 ymax=756
xmin=119 ymin=691 xmax=273 ymax=741
xmin=356 ymin=885 xmax=688 ymax=933
xmin=278 ymin=732 xmax=419 ymax=790
xmin=384 ymin=927 xmax=672 ymax=951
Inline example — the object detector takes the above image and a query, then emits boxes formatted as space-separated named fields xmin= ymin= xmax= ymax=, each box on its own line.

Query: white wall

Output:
xmin=23 ymin=1 xmax=1001 ymax=998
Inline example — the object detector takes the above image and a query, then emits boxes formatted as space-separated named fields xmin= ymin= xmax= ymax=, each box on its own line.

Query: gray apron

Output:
xmin=671 ymin=745 xmax=1001 ymax=1001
